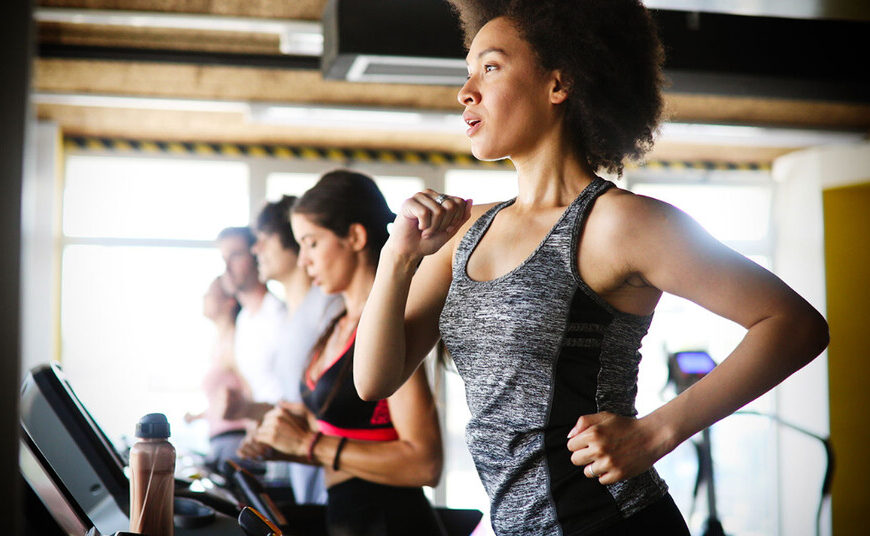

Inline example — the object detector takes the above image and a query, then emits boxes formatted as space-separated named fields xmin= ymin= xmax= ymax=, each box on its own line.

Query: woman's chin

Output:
xmin=471 ymin=145 xmax=507 ymax=163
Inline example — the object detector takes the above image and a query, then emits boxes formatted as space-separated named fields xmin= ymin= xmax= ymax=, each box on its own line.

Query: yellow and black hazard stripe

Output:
xmin=63 ymin=136 xmax=770 ymax=172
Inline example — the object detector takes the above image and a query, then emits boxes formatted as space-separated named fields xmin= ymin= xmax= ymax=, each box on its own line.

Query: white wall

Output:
xmin=771 ymin=142 xmax=870 ymax=536
xmin=20 ymin=121 xmax=62 ymax=378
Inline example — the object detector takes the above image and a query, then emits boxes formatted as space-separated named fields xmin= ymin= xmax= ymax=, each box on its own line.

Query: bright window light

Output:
xmin=266 ymin=172 xmax=321 ymax=200
xmin=373 ymin=176 xmax=424 ymax=215
xmin=631 ymin=183 xmax=771 ymax=242
xmin=444 ymin=170 xmax=518 ymax=205
xmin=63 ymin=156 xmax=249 ymax=240
xmin=60 ymin=245 xmax=226 ymax=453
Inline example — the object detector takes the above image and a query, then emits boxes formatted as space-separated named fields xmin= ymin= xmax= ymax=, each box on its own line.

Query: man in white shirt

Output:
xmin=216 ymin=227 xmax=300 ymax=502
xmin=217 ymin=226 xmax=288 ymax=410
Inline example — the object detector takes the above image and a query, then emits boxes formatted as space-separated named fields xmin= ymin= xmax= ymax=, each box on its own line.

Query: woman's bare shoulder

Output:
xmin=589 ymin=185 xmax=671 ymax=234
xmin=584 ymin=185 xmax=694 ymax=268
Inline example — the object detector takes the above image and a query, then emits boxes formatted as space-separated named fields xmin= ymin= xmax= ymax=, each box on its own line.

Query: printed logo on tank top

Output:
xmin=369 ymin=399 xmax=392 ymax=425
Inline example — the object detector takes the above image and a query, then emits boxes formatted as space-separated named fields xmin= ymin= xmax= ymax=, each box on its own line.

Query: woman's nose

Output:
xmin=457 ymin=76 xmax=479 ymax=106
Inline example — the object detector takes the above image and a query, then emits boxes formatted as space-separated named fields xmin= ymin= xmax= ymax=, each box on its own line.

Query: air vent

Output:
xmin=322 ymin=0 xmax=466 ymax=86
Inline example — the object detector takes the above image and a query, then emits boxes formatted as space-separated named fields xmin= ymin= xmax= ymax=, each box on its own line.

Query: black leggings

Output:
xmin=325 ymin=478 xmax=446 ymax=536
xmin=591 ymin=494 xmax=690 ymax=535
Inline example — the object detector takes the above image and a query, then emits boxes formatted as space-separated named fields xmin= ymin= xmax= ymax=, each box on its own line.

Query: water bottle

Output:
xmin=129 ymin=413 xmax=176 ymax=536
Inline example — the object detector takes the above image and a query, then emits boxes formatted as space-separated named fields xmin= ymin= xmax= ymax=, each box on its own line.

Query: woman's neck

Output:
xmin=279 ymin=266 xmax=311 ymax=314
xmin=340 ymin=263 xmax=376 ymax=323
xmin=510 ymin=127 xmax=596 ymax=208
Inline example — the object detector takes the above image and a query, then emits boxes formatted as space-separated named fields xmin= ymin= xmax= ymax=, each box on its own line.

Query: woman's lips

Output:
xmin=464 ymin=118 xmax=482 ymax=136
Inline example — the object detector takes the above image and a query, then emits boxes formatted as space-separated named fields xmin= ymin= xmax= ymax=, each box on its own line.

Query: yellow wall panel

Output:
xmin=823 ymin=181 xmax=870 ymax=535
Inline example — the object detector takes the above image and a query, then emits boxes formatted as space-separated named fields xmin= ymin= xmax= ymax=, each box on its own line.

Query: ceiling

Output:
xmin=31 ymin=0 xmax=870 ymax=164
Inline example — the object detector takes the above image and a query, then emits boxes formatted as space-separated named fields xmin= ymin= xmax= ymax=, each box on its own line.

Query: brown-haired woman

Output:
xmin=245 ymin=170 xmax=445 ymax=536
xmin=354 ymin=1 xmax=828 ymax=534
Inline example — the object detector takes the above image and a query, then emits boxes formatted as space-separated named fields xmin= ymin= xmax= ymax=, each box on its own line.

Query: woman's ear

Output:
xmin=346 ymin=223 xmax=369 ymax=253
xmin=550 ymin=70 xmax=571 ymax=105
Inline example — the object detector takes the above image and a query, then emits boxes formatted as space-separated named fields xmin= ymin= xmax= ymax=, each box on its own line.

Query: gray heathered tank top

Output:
xmin=438 ymin=178 xmax=667 ymax=535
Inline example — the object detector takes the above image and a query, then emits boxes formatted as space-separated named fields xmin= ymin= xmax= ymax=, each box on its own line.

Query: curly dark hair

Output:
xmin=255 ymin=195 xmax=299 ymax=253
xmin=447 ymin=0 xmax=665 ymax=176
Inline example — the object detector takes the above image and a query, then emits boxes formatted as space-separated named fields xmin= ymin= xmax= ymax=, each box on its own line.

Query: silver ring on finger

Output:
xmin=434 ymin=193 xmax=448 ymax=205
xmin=588 ymin=465 xmax=598 ymax=478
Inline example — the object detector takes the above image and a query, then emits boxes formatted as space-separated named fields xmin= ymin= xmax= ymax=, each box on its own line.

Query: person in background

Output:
xmin=245 ymin=196 xmax=344 ymax=504
xmin=353 ymin=1 xmax=829 ymax=535
xmin=216 ymin=226 xmax=286 ymax=420
xmin=184 ymin=276 xmax=250 ymax=469
xmin=242 ymin=170 xmax=445 ymax=536
xmin=216 ymin=226 xmax=291 ymax=494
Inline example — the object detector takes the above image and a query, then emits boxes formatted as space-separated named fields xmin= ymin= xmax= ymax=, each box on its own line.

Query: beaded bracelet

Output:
xmin=332 ymin=437 xmax=348 ymax=471
xmin=307 ymin=431 xmax=323 ymax=463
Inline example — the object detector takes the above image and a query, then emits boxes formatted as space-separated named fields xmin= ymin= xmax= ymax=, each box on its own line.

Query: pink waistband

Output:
xmin=316 ymin=420 xmax=399 ymax=441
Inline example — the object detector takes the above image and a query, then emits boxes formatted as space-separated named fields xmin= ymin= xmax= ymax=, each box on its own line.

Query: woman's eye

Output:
xmin=484 ymin=64 xmax=496 ymax=72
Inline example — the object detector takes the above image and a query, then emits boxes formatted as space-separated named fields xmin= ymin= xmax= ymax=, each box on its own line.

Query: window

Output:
xmin=445 ymin=169 xmax=517 ymax=204
xmin=372 ymin=175 xmax=425 ymax=214
xmin=266 ymin=172 xmax=320 ymax=200
xmin=64 ymin=156 xmax=249 ymax=239
xmin=60 ymin=155 xmax=250 ymax=453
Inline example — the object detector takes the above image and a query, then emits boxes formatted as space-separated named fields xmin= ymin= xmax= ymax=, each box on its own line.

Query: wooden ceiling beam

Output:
xmin=34 ymin=58 xmax=870 ymax=132
xmin=36 ymin=0 xmax=327 ymax=20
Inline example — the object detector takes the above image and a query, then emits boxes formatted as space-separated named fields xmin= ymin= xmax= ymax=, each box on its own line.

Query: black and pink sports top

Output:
xmin=300 ymin=330 xmax=398 ymax=441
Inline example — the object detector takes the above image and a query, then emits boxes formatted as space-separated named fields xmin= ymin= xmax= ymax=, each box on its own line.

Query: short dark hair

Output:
xmin=216 ymin=226 xmax=256 ymax=248
xmin=447 ymin=0 xmax=665 ymax=176
xmin=255 ymin=195 xmax=300 ymax=253
xmin=292 ymin=170 xmax=396 ymax=266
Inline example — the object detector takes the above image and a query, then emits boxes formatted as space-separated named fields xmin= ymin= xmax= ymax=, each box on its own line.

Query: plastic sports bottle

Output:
xmin=129 ymin=413 xmax=176 ymax=536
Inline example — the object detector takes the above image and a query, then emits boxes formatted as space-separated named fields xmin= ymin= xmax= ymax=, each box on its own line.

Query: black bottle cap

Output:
xmin=135 ymin=412 xmax=171 ymax=439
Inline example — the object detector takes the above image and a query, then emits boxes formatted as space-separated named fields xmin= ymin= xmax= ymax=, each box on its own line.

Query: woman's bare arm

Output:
xmin=254 ymin=367 xmax=443 ymax=487
xmin=310 ymin=366 xmax=443 ymax=487
xmin=567 ymin=192 xmax=829 ymax=484
xmin=355 ymin=191 xmax=473 ymax=400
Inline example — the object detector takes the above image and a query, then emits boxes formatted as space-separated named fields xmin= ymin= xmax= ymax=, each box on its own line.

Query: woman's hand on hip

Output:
xmin=387 ymin=189 xmax=472 ymax=260
xmin=566 ymin=412 xmax=673 ymax=485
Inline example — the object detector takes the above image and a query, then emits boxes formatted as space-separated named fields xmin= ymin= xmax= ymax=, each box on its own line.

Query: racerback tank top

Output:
xmin=438 ymin=177 xmax=667 ymax=535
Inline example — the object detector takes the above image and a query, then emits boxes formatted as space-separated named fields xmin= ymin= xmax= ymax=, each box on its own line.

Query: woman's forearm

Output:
xmin=649 ymin=307 xmax=829 ymax=453
xmin=310 ymin=434 xmax=442 ymax=488
xmin=355 ymin=246 xmax=421 ymax=401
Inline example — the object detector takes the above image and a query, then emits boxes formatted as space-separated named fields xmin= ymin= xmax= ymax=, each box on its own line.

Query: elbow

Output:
xmin=399 ymin=441 xmax=443 ymax=488
xmin=354 ymin=377 xmax=391 ymax=402
xmin=809 ymin=311 xmax=830 ymax=358
xmin=352 ymin=356 xmax=398 ymax=401
xmin=793 ymin=307 xmax=829 ymax=366
xmin=417 ymin=451 xmax=443 ymax=488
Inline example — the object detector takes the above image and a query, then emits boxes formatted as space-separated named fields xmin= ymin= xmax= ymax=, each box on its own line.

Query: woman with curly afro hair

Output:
xmin=355 ymin=1 xmax=829 ymax=534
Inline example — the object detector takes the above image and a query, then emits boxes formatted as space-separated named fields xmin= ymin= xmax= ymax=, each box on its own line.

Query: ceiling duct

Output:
xmin=322 ymin=0 xmax=467 ymax=86
xmin=321 ymin=0 xmax=869 ymax=104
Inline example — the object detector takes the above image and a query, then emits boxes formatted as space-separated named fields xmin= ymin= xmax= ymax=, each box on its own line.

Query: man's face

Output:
xmin=217 ymin=235 xmax=259 ymax=293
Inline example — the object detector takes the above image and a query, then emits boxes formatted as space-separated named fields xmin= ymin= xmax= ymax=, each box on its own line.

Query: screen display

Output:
xmin=20 ymin=363 xmax=130 ymax=535
xmin=20 ymin=434 xmax=92 ymax=536
xmin=674 ymin=351 xmax=717 ymax=375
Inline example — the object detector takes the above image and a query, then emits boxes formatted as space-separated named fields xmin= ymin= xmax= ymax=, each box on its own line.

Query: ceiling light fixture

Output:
xmin=34 ymin=8 xmax=323 ymax=56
